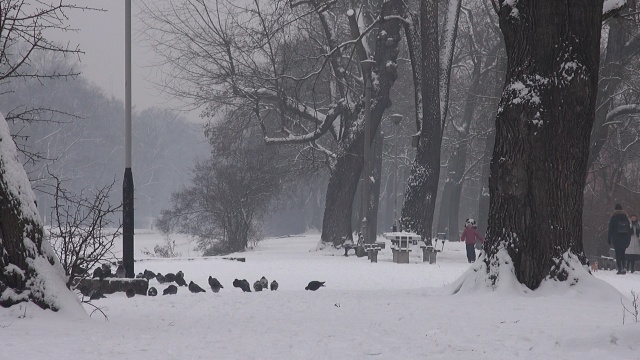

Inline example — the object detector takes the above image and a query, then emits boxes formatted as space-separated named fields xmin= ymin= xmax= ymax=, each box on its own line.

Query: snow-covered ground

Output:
xmin=2 ymin=232 xmax=640 ymax=359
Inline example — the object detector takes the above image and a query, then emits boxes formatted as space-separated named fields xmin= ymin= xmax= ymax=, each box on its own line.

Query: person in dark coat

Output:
xmin=608 ymin=204 xmax=631 ymax=274
xmin=460 ymin=218 xmax=485 ymax=263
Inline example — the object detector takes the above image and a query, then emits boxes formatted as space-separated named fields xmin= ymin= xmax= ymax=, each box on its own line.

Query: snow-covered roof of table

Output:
xmin=382 ymin=232 xmax=421 ymax=240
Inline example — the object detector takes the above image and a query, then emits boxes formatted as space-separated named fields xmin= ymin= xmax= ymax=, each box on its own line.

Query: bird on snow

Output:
xmin=259 ymin=276 xmax=268 ymax=290
xmin=115 ymin=264 xmax=126 ymax=278
xmin=163 ymin=285 xmax=178 ymax=295
xmin=89 ymin=289 xmax=106 ymax=300
xmin=143 ymin=269 xmax=156 ymax=280
xmin=233 ymin=279 xmax=252 ymax=292
xmin=126 ymin=288 xmax=136 ymax=298
xmin=253 ymin=280 xmax=263 ymax=292
xmin=208 ymin=276 xmax=223 ymax=293
xmin=188 ymin=281 xmax=206 ymax=293
xmin=164 ymin=273 xmax=176 ymax=283
xmin=270 ymin=280 xmax=278 ymax=291
xmin=156 ymin=273 xmax=167 ymax=284
xmin=148 ymin=287 xmax=158 ymax=296
xmin=305 ymin=281 xmax=325 ymax=291
xmin=175 ymin=272 xmax=187 ymax=287
xmin=92 ymin=267 xmax=103 ymax=279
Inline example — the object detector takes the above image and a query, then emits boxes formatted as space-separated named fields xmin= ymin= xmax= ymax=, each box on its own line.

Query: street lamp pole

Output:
xmin=361 ymin=59 xmax=375 ymax=246
xmin=390 ymin=114 xmax=403 ymax=231
xmin=123 ymin=0 xmax=135 ymax=278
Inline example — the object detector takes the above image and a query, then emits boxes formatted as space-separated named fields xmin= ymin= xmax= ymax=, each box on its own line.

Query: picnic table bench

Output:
xmin=383 ymin=232 xmax=421 ymax=264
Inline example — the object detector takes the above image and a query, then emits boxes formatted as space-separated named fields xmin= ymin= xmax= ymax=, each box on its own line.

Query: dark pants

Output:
xmin=626 ymin=254 xmax=640 ymax=272
xmin=614 ymin=245 xmax=627 ymax=272
xmin=466 ymin=244 xmax=476 ymax=263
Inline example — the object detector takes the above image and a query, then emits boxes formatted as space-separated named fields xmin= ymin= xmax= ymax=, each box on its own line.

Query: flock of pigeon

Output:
xmin=89 ymin=263 xmax=325 ymax=300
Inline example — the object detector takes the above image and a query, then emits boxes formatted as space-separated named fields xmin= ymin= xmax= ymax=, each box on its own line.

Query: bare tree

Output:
xmin=0 ymin=0 xmax=98 ymax=312
xmin=141 ymin=0 xmax=408 ymax=247
xmin=46 ymin=173 xmax=122 ymax=288
xmin=156 ymin=140 xmax=290 ymax=254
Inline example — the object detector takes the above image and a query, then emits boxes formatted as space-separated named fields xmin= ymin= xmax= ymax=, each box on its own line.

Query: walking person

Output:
xmin=460 ymin=219 xmax=485 ymax=263
xmin=608 ymin=204 xmax=631 ymax=274
xmin=626 ymin=214 xmax=640 ymax=273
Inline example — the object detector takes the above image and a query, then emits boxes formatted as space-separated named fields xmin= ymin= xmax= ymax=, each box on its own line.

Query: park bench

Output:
xmin=364 ymin=244 xmax=382 ymax=263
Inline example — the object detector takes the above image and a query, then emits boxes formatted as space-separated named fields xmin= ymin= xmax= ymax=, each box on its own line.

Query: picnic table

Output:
xmin=383 ymin=232 xmax=420 ymax=264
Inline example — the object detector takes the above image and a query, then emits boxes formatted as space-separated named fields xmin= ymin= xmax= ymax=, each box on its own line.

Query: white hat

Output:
xmin=466 ymin=218 xmax=476 ymax=226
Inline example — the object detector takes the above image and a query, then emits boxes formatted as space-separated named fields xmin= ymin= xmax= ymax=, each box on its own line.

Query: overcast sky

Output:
xmin=52 ymin=1 xmax=200 ymax=122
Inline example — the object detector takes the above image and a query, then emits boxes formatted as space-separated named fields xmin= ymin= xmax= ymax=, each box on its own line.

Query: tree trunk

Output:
xmin=400 ymin=0 xmax=441 ymax=241
xmin=436 ymin=178 xmax=453 ymax=236
xmin=367 ymin=128 xmax=384 ymax=240
xmin=320 ymin=0 xmax=404 ymax=247
xmin=444 ymin=57 xmax=482 ymax=241
xmin=477 ymin=51 xmax=505 ymax=236
xmin=484 ymin=0 xmax=602 ymax=289
xmin=0 ymin=115 xmax=80 ymax=312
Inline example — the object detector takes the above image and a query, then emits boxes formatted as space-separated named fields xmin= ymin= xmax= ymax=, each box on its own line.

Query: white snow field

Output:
xmin=2 ymin=231 xmax=640 ymax=360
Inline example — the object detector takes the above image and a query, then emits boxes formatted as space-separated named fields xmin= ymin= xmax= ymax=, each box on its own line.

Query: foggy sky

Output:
xmin=49 ymin=1 xmax=200 ymax=122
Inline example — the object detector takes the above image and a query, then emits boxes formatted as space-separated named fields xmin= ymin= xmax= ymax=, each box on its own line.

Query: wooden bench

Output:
xmin=599 ymin=255 xmax=615 ymax=270
xmin=364 ymin=244 xmax=382 ymax=263
xmin=420 ymin=244 xmax=438 ymax=264
xmin=343 ymin=244 xmax=358 ymax=257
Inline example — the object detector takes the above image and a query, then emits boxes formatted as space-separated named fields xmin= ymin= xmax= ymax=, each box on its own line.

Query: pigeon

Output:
xmin=175 ymin=273 xmax=187 ymax=287
xmin=270 ymin=280 xmax=278 ymax=291
xmin=164 ymin=273 xmax=176 ymax=283
xmin=163 ymin=285 xmax=178 ymax=295
xmin=102 ymin=268 xmax=112 ymax=279
xmin=136 ymin=272 xmax=145 ymax=279
xmin=233 ymin=279 xmax=251 ymax=292
xmin=92 ymin=267 xmax=103 ymax=279
xmin=253 ymin=280 xmax=263 ymax=292
xmin=143 ymin=269 xmax=156 ymax=280
xmin=89 ymin=289 xmax=106 ymax=300
xmin=259 ymin=276 xmax=268 ymax=290
xmin=126 ymin=288 xmax=136 ymax=298
xmin=208 ymin=276 xmax=223 ymax=293
xmin=305 ymin=281 xmax=325 ymax=291
xmin=156 ymin=273 xmax=167 ymax=284
xmin=115 ymin=264 xmax=126 ymax=278
xmin=188 ymin=281 xmax=206 ymax=293
xmin=147 ymin=287 xmax=158 ymax=296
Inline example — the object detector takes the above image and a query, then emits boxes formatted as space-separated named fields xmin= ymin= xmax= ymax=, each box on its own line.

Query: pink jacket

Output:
xmin=460 ymin=226 xmax=485 ymax=245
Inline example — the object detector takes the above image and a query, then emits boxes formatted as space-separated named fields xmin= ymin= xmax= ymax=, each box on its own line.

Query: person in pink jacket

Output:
xmin=460 ymin=219 xmax=485 ymax=263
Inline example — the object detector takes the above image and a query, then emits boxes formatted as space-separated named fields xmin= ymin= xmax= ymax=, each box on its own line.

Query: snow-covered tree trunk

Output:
xmin=482 ymin=0 xmax=602 ymax=289
xmin=399 ymin=0 xmax=441 ymax=241
xmin=0 ymin=114 xmax=82 ymax=313
xmin=320 ymin=0 xmax=404 ymax=246
xmin=439 ymin=56 xmax=481 ymax=241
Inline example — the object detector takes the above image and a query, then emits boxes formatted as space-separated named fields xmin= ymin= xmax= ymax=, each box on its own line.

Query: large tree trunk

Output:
xmin=400 ymin=0 xmax=441 ymax=241
xmin=0 ymin=115 xmax=81 ymax=313
xmin=482 ymin=0 xmax=602 ymax=289
xmin=320 ymin=0 xmax=404 ymax=247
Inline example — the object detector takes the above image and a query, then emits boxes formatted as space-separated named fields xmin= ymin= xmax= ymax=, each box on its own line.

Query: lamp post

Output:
xmin=390 ymin=114 xmax=403 ymax=231
xmin=123 ymin=0 xmax=135 ymax=278
xmin=360 ymin=59 xmax=375 ymax=249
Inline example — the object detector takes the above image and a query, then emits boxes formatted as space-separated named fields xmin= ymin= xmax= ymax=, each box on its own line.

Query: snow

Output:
xmin=2 ymin=231 xmax=640 ymax=359
xmin=0 ymin=112 xmax=83 ymax=315
xmin=603 ymin=0 xmax=626 ymax=14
